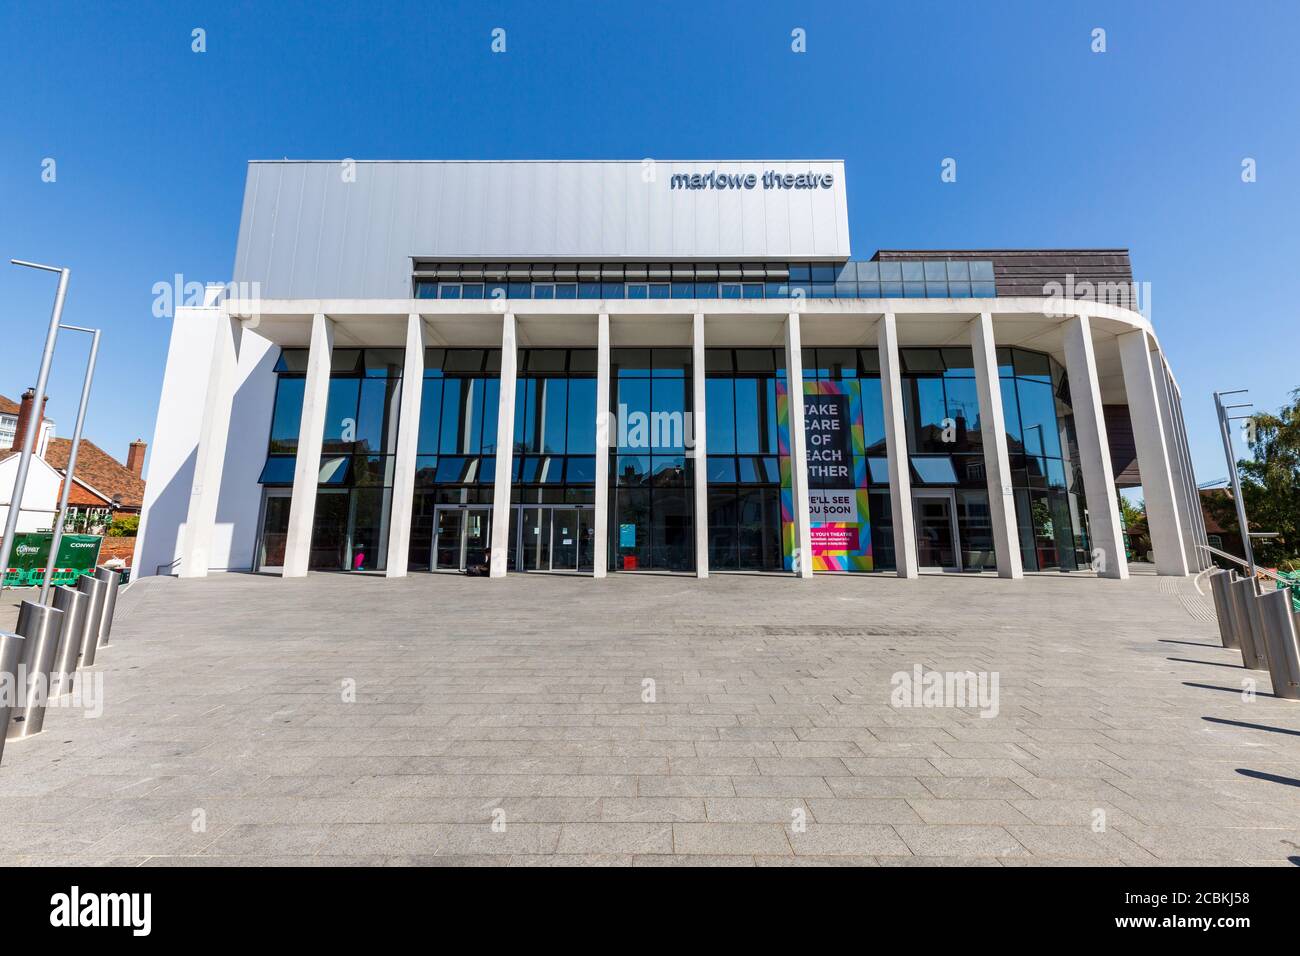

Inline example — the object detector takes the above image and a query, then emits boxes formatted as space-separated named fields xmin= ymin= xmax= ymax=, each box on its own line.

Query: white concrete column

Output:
xmin=692 ymin=312 xmax=709 ymax=578
xmin=1149 ymin=349 xmax=1199 ymax=572
xmin=878 ymin=313 xmax=918 ymax=578
xmin=385 ymin=313 xmax=427 ymax=577
xmin=784 ymin=313 xmax=814 ymax=578
xmin=178 ymin=310 xmax=243 ymax=578
xmin=1119 ymin=329 xmax=1188 ymax=576
xmin=489 ymin=313 xmax=517 ymax=577
xmin=283 ymin=313 xmax=335 ymax=578
xmin=970 ymin=312 xmax=1023 ymax=579
xmin=593 ymin=313 xmax=610 ymax=578
xmin=1061 ymin=315 xmax=1127 ymax=579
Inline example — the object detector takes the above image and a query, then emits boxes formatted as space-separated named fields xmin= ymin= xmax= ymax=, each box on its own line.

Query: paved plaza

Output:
xmin=1 ymin=568 xmax=1298 ymax=866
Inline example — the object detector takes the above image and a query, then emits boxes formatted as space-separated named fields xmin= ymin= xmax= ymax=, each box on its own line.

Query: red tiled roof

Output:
xmin=0 ymin=394 xmax=19 ymax=416
xmin=43 ymin=437 xmax=145 ymax=510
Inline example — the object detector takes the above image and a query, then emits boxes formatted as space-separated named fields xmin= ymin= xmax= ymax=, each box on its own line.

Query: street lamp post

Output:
xmin=39 ymin=325 xmax=101 ymax=602
xmin=0 ymin=260 xmax=70 ymax=590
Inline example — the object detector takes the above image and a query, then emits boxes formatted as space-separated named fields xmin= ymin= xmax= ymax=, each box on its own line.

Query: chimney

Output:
xmin=127 ymin=439 xmax=147 ymax=477
xmin=12 ymin=388 xmax=47 ymax=455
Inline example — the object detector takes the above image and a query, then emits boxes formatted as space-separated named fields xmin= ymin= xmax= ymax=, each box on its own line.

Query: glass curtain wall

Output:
xmin=512 ymin=349 xmax=598 ymax=571
xmin=407 ymin=349 xmax=502 ymax=570
xmin=257 ymin=348 xmax=403 ymax=571
xmin=609 ymin=348 xmax=695 ymax=572
xmin=997 ymin=348 xmax=1088 ymax=571
xmin=900 ymin=347 xmax=994 ymax=571
xmin=894 ymin=345 xmax=1087 ymax=572
xmin=704 ymin=349 xmax=784 ymax=571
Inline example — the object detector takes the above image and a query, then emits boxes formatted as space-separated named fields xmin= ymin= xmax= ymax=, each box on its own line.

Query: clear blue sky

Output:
xmin=1 ymin=0 xmax=1295 ymax=486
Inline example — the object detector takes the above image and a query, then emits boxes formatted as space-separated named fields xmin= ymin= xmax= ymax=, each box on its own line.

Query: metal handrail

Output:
xmin=1197 ymin=543 xmax=1290 ymax=586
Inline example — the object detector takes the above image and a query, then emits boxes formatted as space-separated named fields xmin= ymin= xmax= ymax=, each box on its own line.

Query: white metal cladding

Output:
xmin=231 ymin=160 xmax=851 ymax=298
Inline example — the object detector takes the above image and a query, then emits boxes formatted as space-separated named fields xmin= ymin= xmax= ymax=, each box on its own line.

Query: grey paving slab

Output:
xmin=1 ymin=568 xmax=1295 ymax=866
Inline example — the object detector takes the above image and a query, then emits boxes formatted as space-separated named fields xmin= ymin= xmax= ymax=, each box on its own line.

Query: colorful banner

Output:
xmin=777 ymin=379 xmax=873 ymax=572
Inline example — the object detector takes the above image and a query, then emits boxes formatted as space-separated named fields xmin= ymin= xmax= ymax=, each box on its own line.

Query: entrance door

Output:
xmin=519 ymin=507 xmax=552 ymax=571
xmin=913 ymin=491 xmax=961 ymax=571
xmin=256 ymin=489 xmax=293 ymax=572
xmin=432 ymin=506 xmax=491 ymax=571
xmin=513 ymin=506 xmax=595 ymax=572
xmin=309 ymin=490 xmax=350 ymax=570
xmin=551 ymin=508 xmax=580 ymax=571
xmin=463 ymin=508 xmax=491 ymax=570
xmin=577 ymin=509 xmax=596 ymax=572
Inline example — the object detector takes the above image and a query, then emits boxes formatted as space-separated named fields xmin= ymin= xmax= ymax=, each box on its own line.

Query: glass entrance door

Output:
xmin=913 ymin=491 xmax=961 ymax=571
xmin=431 ymin=506 xmax=491 ymax=571
xmin=256 ymin=490 xmax=293 ymax=572
xmin=513 ymin=505 xmax=595 ymax=572
xmin=519 ymin=507 xmax=552 ymax=571
xmin=551 ymin=509 xmax=580 ymax=570
xmin=309 ymin=490 xmax=350 ymax=570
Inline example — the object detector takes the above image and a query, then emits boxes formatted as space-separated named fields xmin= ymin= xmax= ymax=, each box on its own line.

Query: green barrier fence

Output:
xmin=1276 ymin=571 xmax=1300 ymax=613
xmin=3 ymin=532 xmax=102 ymax=587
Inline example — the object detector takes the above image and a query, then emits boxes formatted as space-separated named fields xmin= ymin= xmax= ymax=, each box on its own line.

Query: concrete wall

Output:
xmin=233 ymin=160 xmax=852 ymax=298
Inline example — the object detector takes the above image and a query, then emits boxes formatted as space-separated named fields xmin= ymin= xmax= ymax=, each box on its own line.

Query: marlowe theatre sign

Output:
xmin=669 ymin=169 xmax=835 ymax=191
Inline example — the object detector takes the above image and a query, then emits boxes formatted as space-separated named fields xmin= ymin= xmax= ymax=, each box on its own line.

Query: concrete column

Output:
xmin=1061 ymin=315 xmax=1128 ymax=579
xmin=692 ymin=312 xmax=709 ymax=578
xmin=1149 ymin=350 xmax=1199 ymax=572
xmin=1119 ymin=329 xmax=1188 ymax=575
xmin=970 ymin=312 xmax=1022 ymax=579
xmin=783 ymin=314 xmax=814 ymax=577
xmin=283 ymin=313 xmax=334 ymax=578
xmin=593 ymin=313 xmax=610 ymax=578
xmin=489 ymin=313 xmax=517 ymax=577
xmin=878 ymin=313 xmax=918 ymax=578
xmin=385 ymin=313 xmax=427 ymax=577
xmin=178 ymin=310 xmax=243 ymax=578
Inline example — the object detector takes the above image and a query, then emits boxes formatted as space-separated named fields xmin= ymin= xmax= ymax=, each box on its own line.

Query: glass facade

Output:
xmin=705 ymin=350 xmax=784 ymax=572
xmin=409 ymin=349 xmax=502 ymax=571
xmin=258 ymin=348 xmax=403 ymax=571
xmin=256 ymin=339 xmax=1088 ymax=576
xmin=609 ymin=348 xmax=695 ymax=572
xmin=511 ymin=349 xmax=598 ymax=572
xmin=414 ymin=260 xmax=997 ymax=301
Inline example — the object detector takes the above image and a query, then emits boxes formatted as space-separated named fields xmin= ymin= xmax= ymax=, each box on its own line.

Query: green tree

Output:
xmin=107 ymin=514 xmax=140 ymax=537
xmin=1209 ymin=388 xmax=1300 ymax=571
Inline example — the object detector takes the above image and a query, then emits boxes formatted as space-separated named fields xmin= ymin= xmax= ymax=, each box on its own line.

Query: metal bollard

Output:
xmin=1229 ymin=577 xmax=1265 ymax=670
xmin=7 ymin=601 xmax=65 ymax=740
xmin=50 ymin=585 xmax=88 ymax=698
xmin=1257 ymin=590 xmax=1300 ymax=701
xmin=1207 ymin=569 xmax=1238 ymax=649
xmin=0 ymin=631 xmax=26 ymax=767
xmin=77 ymin=575 xmax=108 ymax=667
xmin=93 ymin=566 xmax=122 ymax=647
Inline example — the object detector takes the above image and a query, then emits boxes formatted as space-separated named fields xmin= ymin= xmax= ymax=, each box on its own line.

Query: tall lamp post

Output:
xmin=0 ymin=260 xmax=70 ymax=589
xmin=38 ymin=325 xmax=101 ymax=602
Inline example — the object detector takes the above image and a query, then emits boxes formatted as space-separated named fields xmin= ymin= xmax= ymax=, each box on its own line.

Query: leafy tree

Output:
xmin=107 ymin=514 xmax=140 ymax=537
xmin=1208 ymin=388 xmax=1300 ymax=571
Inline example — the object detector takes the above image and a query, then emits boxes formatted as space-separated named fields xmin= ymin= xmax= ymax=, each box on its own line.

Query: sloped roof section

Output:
xmin=0 ymin=394 xmax=19 ymax=415
xmin=44 ymin=438 xmax=145 ymax=509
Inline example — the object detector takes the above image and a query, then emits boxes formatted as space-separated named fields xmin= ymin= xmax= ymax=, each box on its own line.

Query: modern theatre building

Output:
xmin=134 ymin=160 xmax=1209 ymax=583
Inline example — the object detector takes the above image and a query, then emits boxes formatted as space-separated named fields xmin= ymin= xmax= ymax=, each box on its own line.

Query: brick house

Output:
xmin=44 ymin=437 xmax=147 ymax=534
